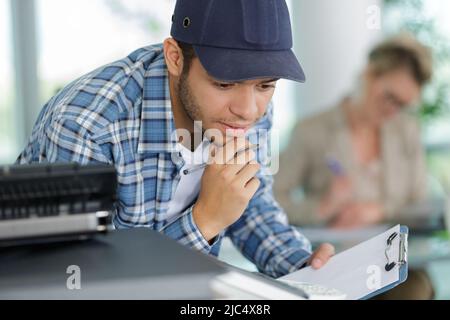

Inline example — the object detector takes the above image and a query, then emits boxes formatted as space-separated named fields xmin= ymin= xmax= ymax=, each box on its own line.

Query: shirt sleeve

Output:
xmin=225 ymin=105 xmax=312 ymax=278
xmin=18 ymin=117 xmax=112 ymax=165
xmin=159 ymin=205 xmax=224 ymax=255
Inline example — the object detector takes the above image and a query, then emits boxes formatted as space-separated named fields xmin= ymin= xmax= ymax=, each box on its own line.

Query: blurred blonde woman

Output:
xmin=275 ymin=34 xmax=435 ymax=300
xmin=275 ymin=34 xmax=433 ymax=230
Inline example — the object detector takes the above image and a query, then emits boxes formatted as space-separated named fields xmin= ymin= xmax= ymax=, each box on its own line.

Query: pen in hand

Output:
xmin=326 ymin=157 xmax=345 ymax=176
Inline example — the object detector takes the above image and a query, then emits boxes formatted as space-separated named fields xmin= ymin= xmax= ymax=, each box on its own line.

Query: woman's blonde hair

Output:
xmin=368 ymin=33 xmax=433 ymax=87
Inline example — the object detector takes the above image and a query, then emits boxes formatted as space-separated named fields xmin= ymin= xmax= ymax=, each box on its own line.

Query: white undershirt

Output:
xmin=165 ymin=139 xmax=210 ymax=221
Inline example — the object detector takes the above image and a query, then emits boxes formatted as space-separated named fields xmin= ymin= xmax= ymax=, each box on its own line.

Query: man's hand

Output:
xmin=308 ymin=243 xmax=335 ymax=269
xmin=329 ymin=202 xmax=384 ymax=230
xmin=193 ymin=137 xmax=261 ymax=242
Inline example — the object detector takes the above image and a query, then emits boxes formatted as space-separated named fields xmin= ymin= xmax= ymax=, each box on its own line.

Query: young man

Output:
xmin=17 ymin=0 xmax=334 ymax=278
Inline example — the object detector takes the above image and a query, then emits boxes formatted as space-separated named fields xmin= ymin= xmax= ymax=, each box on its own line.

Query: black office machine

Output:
xmin=0 ymin=163 xmax=117 ymax=246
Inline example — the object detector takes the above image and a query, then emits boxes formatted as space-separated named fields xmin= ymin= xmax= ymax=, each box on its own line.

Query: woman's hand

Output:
xmin=329 ymin=202 xmax=385 ymax=230
xmin=318 ymin=176 xmax=353 ymax=219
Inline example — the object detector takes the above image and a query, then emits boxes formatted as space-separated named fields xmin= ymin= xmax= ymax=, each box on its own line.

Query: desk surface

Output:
xmin=0 ymin=228 xmax=224 ymax=299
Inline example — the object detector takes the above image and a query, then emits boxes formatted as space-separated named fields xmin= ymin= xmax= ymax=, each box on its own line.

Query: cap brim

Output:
xmin=193 ymin=45 xmax=306 ymax=83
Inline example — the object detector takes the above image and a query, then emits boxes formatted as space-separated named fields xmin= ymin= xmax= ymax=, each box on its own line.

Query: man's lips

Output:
xmin=218 ymin=122 xmax=252 ymax=132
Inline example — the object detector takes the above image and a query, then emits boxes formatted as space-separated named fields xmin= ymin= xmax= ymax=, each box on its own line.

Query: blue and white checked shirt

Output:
xmin=17 ymin=44 xmax=312 ymax=278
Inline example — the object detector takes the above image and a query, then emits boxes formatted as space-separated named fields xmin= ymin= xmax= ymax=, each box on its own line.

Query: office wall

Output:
xmin=292 ymin=0 xmax=383 ymax=118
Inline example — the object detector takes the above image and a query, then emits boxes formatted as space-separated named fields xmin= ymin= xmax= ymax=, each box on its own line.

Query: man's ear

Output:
xmin=163 ymin=38 xmax=184 ymax=77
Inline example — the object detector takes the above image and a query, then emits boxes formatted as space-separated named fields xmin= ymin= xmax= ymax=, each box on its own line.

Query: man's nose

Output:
xmin=229 ymin=86 xmax=259 ymax=121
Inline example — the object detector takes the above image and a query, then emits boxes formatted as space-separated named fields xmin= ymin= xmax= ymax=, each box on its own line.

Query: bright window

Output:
xmin=0 ymin=0 xmax=15 ymax=164
xmin=36 ymin=0 xmax=176 ymax=102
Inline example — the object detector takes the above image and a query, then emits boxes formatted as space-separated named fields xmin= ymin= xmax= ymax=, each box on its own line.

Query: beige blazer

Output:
xmin=274 ymin=105 xmax=427 ymax=226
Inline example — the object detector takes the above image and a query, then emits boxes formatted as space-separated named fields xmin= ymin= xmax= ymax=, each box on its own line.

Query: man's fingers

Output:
xmin=310 ymin=243 xmax=335 ymax=269
xmin=244 ymin=177 xmax=261 ymax=196
xmin=213 ymin=138 xmax=252 ymax=164
xmin=227 ymin=149 xmax=256 ymax=165
xmin=219 ymin=137 xmax=248 ymax=163
xmin=234 ymin=161 xmax=260 ymax=186
xmin=224 ymin=149 xmax=257 ymax=175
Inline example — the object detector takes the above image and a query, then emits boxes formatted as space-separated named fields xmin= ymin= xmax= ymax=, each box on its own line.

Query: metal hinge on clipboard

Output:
xmin=385 ymin=231 xmax=408 ymax=272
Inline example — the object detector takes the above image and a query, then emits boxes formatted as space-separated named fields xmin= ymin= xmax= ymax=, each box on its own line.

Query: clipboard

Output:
xmin=280 ymin=225 xmax=409 ymax=300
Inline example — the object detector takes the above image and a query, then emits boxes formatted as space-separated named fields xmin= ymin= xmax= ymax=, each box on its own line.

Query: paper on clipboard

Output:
xmin=280 ymin=225 xmax=404 ymax=300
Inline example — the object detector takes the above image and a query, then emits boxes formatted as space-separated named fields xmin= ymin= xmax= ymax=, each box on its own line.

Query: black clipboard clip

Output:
xmin=385 ymin=231 xmax=408 ymax=272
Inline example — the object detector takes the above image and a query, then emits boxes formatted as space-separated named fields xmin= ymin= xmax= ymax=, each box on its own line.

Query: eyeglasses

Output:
xmin=381 ymin=87 xmax=420 ymax=114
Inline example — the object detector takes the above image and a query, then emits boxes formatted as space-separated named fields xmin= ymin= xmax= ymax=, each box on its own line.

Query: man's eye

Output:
xmin=258 ymin=84 xmax=276 ymax=91
xmin=214 ymin=82 xmax=234 ymax=89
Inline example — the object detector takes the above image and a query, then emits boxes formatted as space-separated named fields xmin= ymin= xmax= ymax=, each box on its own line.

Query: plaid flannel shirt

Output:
xmin=17 ymin=44 xmax=312 ymax=278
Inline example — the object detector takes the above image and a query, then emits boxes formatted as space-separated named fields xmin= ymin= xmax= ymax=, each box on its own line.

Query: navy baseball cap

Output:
xmin=170 ymin=0 xmax=306 ymax=83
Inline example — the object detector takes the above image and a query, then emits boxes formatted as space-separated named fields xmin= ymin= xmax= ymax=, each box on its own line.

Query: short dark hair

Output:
xmin=177 ymin=41 xmax=197 ymax=75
